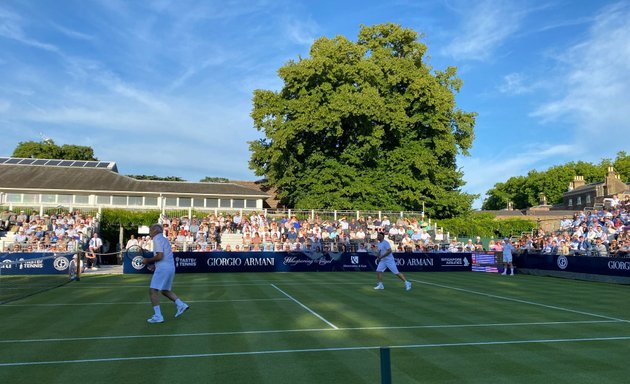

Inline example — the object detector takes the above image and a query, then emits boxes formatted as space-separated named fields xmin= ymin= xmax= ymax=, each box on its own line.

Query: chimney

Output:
xmin=571 ymin=175 xmax=585 ymax=189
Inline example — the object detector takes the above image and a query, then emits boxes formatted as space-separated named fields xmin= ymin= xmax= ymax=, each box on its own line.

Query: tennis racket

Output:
xmin=125 ymin=245 xmax=154 ymax=271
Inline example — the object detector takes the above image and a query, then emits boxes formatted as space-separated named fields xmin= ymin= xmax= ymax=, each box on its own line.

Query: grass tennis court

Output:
xmin=1 ymin=271 xmax=629 ymax=383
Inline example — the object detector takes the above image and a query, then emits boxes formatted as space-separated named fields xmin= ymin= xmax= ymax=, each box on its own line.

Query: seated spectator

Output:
xmin=592 ymin=237 xmax=608 ymax=257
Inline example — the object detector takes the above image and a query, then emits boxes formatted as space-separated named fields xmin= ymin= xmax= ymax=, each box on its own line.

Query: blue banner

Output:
xmin=515 ymin=253 xmax=630 ymax=277
xmin=123 ymin=250 xmax=473 ymax=274
xmin=0 ymin=252 xmax=75 ymax=275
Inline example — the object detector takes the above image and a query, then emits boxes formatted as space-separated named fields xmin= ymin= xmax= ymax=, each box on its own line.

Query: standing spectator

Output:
xmin=88 ymin=232 xmax=103 ymax=267
xmin=373 ymin=232 xmax=412 ymax=291
xmin=501 ymin=238 xmax=515 ymax=276
xmin=142 ymin=224 xmax=189 ymax=324
xmin=126 ymin=234 xmax=139 ymax=250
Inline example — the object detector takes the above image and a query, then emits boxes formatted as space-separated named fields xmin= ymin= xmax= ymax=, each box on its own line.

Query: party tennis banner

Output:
xmin=123 ymin=250 xmax=473 ymax=274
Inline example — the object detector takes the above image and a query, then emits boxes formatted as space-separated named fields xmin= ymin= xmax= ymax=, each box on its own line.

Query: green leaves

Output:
xmin=249 ymin=23 xmax=477 ymax=218
xmin=482 ymin=152 xmax=630 ymax=210
xmin=12 ymin=140 xmax=98 ymax=161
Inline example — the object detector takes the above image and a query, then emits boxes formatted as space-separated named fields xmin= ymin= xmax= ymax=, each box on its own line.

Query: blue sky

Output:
xmin=1 ymin=0 xmax=628 ymax=208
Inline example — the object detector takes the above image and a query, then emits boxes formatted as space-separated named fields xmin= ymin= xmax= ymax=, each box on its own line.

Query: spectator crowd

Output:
xmin=3 ymin=194 xmax=628 ymax=258
xmin=1 ymin=209 xmax=99 ymax=254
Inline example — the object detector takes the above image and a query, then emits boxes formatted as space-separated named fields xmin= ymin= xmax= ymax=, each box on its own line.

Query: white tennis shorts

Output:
xmin=503 ymin=254 xmax=513 ymax=263
xmin=376 ymin=255 xmax=400 ymax=274
xmin=150 ymin=266 xmax=175 ymax=291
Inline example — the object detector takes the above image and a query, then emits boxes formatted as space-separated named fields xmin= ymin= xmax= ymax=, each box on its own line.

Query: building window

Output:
xmin=145 ymin=197 xmax=158 ymax=206
xmin=568 ymin=199 xmax=573 ymax=207
xmin=6 ymin=193 xmax=21 ymax=203
xmin=577 ymin=196 xmax=582 ymax=206
xmin=193 ymin=198 xmax=204 ymax=208
xmin=233 ymin=199 xmax=245 ymax=208
xmin=246 ymin=199 xmax=257 ymax=208
xmin=23 ymin=193 xmax=38 ymax=203
xmin=206 ymin=198 xmax=218 ymax=208
xmin=41 ymin=194 xmax=56 ymax=203
xmin=74 ymin=195 xmax=89 ymax=205
xmin=58 ymin=194 xmax=73 ymax=204
xmin=165 ymin=197 xmax=177 ymax=207
xmin=219 ymin=198 xmax=231 ymax=208
xmin=128 ymin=196 xmax=143 ymax=206
xmin=112 ymin=195 xmax=127 ymax=205
xmin=586 ymin=195 xmax=591 ymax=204
xmin=178 ymin=197 xmax=192 ymax=207
xmin=96 ymin=195 xmax=111 ymax=205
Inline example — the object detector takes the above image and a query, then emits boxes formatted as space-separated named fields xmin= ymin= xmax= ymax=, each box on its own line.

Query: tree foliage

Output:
xmin=125 ymin=175 xmax=185 ymax=181
xmin=482 ymin=151 xmax=630 ymax=210
xmin=439 ymin=212 xmax=536 ymax=239
xmin=200 ymin=177 xmax=229 ymax=183
xmin=12 ymin=140 xmax=97 ymax=160
xmin=249 ymin=23 xmax=477 ymax=219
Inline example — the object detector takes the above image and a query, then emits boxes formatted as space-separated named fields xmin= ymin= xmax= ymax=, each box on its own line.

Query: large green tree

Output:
xmin=482 ymin=152 xmax=629 ymax=210
xmin=12 ymin=140 xmax=97 ymax=160
xmin=249 ymin=24 xmax=477 ymax=218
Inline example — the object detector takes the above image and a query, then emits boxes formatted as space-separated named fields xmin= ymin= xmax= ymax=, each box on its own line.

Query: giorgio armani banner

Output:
xmin=123 ymin=251 xmax=473 ymax=274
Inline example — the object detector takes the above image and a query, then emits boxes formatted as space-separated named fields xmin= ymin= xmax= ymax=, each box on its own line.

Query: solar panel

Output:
xmin=1 ymin=157 xmax=117 ymax=171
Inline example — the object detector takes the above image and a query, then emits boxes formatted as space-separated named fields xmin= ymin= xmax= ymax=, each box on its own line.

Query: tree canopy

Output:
xmin=249 ymin=23 xmax=477 ymax=218
xmin=126 ymin=175 xmax=185 ymax=182
xmin=200 ymin=177 xmax=229 ymax=183
xmin=482 ymin=151 xmax=630 ymax=210
xmin=12 ymin=139 xmax=97 ymax=160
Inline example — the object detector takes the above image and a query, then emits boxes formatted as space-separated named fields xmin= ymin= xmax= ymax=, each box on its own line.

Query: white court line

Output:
xmin=1 ymin=298 xmax=290 ymax=307
xmin=0 ymin=319 xmax=616 ymax=344
xmin=409 ymin=278 xmax=630 ymax=323
xmin=271 ymin=284 xmax=338 ymax=329
xmin=2 ymin=335 xmax=630 ymax=367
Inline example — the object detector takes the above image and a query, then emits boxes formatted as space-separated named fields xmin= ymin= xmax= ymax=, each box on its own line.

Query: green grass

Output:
xmin=1 ymin=272 xmax=630 ymax=383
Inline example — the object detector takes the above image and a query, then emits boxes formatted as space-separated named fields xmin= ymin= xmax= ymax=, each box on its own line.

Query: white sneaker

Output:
xmin=175 ymin=304 xmax=189 ymax=318
xmin=374 ymin=283 xmax=384 ymax=290
xmin=147 ymin=314 xmax=164 ymax=324
xmin=405 ymin=281 xmax=412 ymax=291
xmin=501 ymin=272 xmax=507 ymax=275
xmin=509 ymin=273 xmax=514 ymax=276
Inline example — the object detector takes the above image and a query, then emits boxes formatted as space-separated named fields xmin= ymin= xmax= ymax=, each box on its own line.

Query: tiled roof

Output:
xmin=0 ymin=161 xmax=267 ymax=197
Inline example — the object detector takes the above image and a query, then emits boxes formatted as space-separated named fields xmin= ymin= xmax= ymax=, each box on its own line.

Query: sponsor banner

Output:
xmin=0 ymin=252 xmax=74 ymax=275
xmin=123 ymin=251 xmax=473 ymax=274
xmin=515 ymin=253 xmax=630 ymax=277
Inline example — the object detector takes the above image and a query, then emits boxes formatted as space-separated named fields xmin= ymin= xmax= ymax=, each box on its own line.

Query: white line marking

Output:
xmin=3 ymin=335 xmax=630 ymax=367
xmin=0 ymin=320 xmax=616 ymax=344
xmin=409 ymin=278 xmax=630 ymax=323
xmin=1 ymin=298 xmax=290 ymax=307
xmin=271 ymin=284 xmax=338 ymax=329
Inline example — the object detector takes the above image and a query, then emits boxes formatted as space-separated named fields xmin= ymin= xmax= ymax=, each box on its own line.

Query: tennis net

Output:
xmin=0 ymin=252 xmax=76 ymax=304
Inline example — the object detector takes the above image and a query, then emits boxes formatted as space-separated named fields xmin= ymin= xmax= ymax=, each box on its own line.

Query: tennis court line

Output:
xmin=409 ymin=278 xmax=629 ymax=323
xmin=3 ymin=335 xmax=630 ymax=367
xmin=1 ymin=298 xmax=291 ymax=307
xmin=0 ymin=319 xmax=616 ymax=344
xmin=271 ymin=284 xmax=338 ymax=329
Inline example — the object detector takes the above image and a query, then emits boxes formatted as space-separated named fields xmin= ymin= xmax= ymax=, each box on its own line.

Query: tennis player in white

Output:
xmin=142 ymin=224 xmax=189 ymax=323
xmin=374 ymin=232 xmax=411 ymax=290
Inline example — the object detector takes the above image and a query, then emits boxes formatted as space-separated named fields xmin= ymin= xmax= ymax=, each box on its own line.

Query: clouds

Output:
xmin=531 ymin=2 xmax=630 ymax=150
xmin=441 ymin=0 xmax=525 ymax=61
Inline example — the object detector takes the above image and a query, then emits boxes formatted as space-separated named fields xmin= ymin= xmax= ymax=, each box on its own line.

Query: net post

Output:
xmin=380 ymin=347 xmax=392 ymax=384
